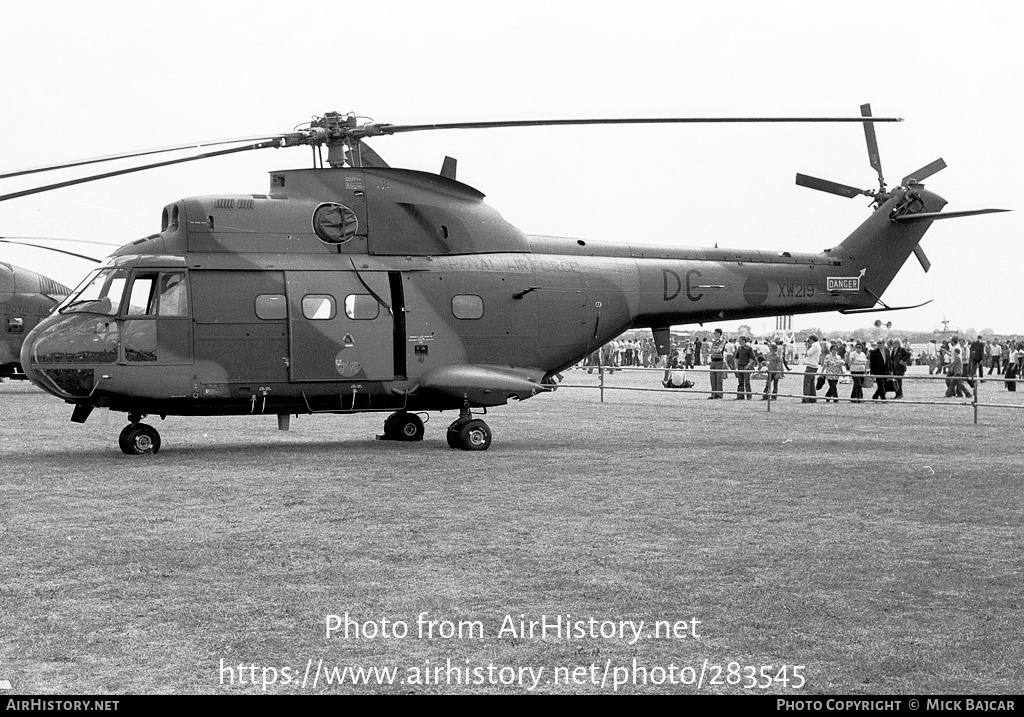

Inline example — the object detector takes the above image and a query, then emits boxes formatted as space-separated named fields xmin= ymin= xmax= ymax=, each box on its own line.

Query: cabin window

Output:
xmin=312 ymin=203 xmax=359 ymax=244
xmin=344 ymin=294 xmax=379 ymax=320
xmin=6 ymin=317 xmax=23 ymax=334
xmin=451 ymin=294 xmax=484 ymax=320
xmin=302 ymin=294 xmax=336 ymax=320
xmin=255 ymin=294 xmax=288 ymax=320
xmin=157 ymin=272 xmax=188 ymax=316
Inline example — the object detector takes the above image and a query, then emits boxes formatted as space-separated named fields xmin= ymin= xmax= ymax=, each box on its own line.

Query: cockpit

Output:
xmin=56 ymin=267 xmax=189 ymax=318
xmin=22 ymin=262 xmax=191 ymax=398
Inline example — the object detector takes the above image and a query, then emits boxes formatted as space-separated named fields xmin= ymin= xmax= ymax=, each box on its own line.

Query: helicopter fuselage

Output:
xmin=1 ymin=262 xmax=70 ymax=378
xmin=19 ymin=165 xmax=944 ymax=444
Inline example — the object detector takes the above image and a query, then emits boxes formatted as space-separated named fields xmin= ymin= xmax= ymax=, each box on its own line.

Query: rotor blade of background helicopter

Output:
xmin=0 ymin=238 xmax=102 ymax=262
xmin=860 ymin=104 xmax=885 ymax=190
xmin=795 ymin=173 xmax=867 ymax=198
xmin=901 ymin=158 xmax=947 ymax=186
xmin=0 ymin=134 xmax=293 ymax=180
xmin=0 ymin=140 xmax=282 ymax=203
xmin=371 ymin=116 xmax=903 ymax=135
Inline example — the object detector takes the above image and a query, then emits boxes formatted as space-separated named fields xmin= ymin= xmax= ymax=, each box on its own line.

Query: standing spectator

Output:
xmin=724 ymin=336 xmax=737 ymax=379
xmin=693 ymin=336 xmax=703 ymax=366
xmin=889 ymin=338 xmax=911 ymax=399
xmin=601 ymin=341 xmax=617 ymax=374
xmin=969 ymin=336 xmax=986 ymax=379
xmin=925 ymin=339 xmax=939 ymax=374
xmin=988 ymin=339 xmax=1002 ymax=375
xmin=937 ymin=339 xmax=951 ymax=375
xmin=734 ymin=336 xmax=756 ymax=400
xmin=869 ymin=340 xmax=889 ymax=400
xmin=800 ymin=335 xmax=821 ymax=403
xmin=684 ymin=340 xmax=694 ymax=369
xmin=945 ymin=347 xmax=973 ymax=398
xmin=822 ymin=345 xmax=845 ymax=403
xmin=708 ymin=328 xmax=726 ymax=399
xmin=1006 ymin=343 xmax=1020 ymax=391
xmin=847 ymin=342 xmax=869 ymax=403
xmin=761 ymin=342 xmax=788 ymax=401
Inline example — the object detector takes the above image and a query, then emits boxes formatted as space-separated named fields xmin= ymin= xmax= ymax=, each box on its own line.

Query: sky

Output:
xmin=1 ymin=0 xmax=1021 ymax=336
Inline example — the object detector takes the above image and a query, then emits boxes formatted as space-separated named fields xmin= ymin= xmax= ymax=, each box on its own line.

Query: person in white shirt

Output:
xmin=925 ymin=339 xmax=939 ymax=375
xmin=801 ymin=334 xmax=821 ymax=403
xmin=847 ymin=342 xmax=869 ymax=402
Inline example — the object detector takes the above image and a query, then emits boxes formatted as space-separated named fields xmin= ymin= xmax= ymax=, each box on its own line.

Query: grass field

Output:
xmin=1 ymin=367 xmax=1022 ymax=694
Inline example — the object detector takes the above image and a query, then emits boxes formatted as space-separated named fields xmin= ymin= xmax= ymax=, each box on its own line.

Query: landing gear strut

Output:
xmin=119 ymin=415 xmax=161 ymax=455
xmin=446 ymin=406 xmax=491 ymax=451
xmin=378 ymin=411 xmax=425 ymax=441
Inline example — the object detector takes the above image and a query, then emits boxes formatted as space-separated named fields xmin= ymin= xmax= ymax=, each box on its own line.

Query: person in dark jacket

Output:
xmin=889 ymin=338 xmax=911 ymax=399
xmin=969 ymin=336 xmax=986 ymax=378
xmin=869 ymin=340 xmax=889 ymax=400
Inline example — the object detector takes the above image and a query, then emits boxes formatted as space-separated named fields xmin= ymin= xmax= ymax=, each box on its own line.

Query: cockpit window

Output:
xmin=126 ymin=271 xmax=189 ymax=317
xmin=127 ymin=273 xmax=158 ymax=315
xmin=58 ymin=269 xmax=129 ymax=316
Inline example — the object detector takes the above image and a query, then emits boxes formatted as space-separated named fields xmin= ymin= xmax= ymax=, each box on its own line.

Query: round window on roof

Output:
xmin=312 ymin=203 xmax=359 ymax=244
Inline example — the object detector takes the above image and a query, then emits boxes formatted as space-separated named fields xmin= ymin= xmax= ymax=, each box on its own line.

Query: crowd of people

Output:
xmin=583 ymin=333 xmax=1024 ymax=402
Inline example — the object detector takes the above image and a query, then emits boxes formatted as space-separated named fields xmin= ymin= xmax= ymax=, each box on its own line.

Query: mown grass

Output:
xmin=0 ymin=367 xmax=1021 ymax=694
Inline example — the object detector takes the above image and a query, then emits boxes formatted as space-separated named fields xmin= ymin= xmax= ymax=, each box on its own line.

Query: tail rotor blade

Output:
xmin=913 ymin=244 xmax=931 ymax=273
xmin=902 ymin=158 xmax=946 ymax=186
xmin=861 ymin=103 xmax=885 ymax=190
xmin=795 ymin=173 xmax=867 ymax=199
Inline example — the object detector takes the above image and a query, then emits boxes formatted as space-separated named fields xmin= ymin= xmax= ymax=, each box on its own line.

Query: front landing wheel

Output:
xmin=119 ymin=423 xmax=161 ymax=455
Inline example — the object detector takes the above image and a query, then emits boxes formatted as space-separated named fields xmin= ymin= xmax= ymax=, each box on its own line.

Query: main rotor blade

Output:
xmin=902 ymin=158 xmax=946 ymax=186
xmin=0 ymin=238 xmax=102 ymax=262
xmin=0 ymin=134 xmax=292 ymax=181
xmin=795 ymin=173 xmax=867 ymax=199
xmin=370 ymin=115 xmax=904 ymax=135
xmin=860 ymin=103 xmax=884 ymax=189
xmin=0 ymin=140 xmax=282 ymax=203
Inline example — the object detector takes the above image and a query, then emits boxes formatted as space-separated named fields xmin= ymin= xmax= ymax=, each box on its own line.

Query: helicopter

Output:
xmin=6 ymin=106 xmax=1008 ymax=453
xmin=0 ymin=239 xmax=109 ymax=379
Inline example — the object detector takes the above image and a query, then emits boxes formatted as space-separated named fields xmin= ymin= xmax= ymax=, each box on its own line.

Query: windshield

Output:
xmin=57 ymin=268 xmax=129 ymax=316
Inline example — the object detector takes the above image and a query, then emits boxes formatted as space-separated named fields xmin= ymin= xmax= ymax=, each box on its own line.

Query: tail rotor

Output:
xmin=795 ymin=103 xmax=946 ymax=272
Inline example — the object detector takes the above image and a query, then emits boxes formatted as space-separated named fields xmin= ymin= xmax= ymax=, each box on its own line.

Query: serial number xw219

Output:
xmin=778 ymin=282 xmax=816 ymax=298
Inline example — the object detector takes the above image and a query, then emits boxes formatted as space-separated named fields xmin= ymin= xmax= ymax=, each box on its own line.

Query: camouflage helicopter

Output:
xmin=7 ymin=107 xmax=1007 ymax=453
xmin=0 ymin=239 xmax=102 ymax=378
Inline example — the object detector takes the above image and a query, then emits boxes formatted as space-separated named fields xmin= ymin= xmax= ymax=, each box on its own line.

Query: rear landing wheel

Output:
xmin=119 ymin=423 xmax=161 ymax=455
xmin=381 ymin=411 xmax=424 ymax=441
xmin=448 ymin=418 xmax=491 ymax=451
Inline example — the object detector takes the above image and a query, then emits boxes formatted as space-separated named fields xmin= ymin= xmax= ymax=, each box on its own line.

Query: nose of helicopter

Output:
xmin=20 ymin=312 xmax=120 ymax=399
